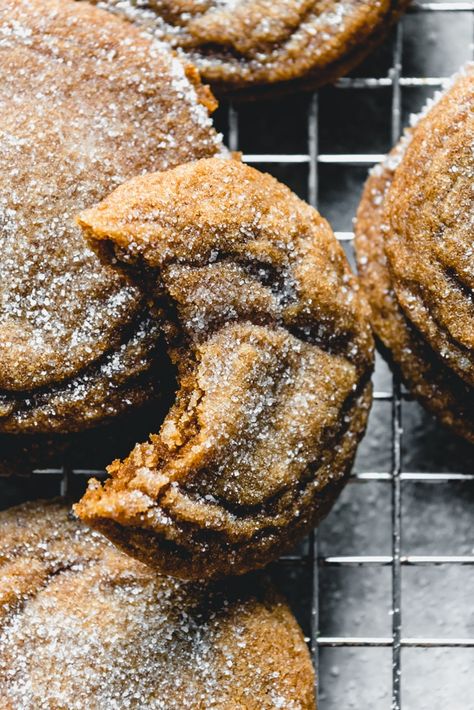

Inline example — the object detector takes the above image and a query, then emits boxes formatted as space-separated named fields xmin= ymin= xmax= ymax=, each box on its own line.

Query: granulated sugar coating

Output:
xmin=355 ymin=64 xmax=474 ymax=442
xmin=89 ymin=0 xmax=410 ymax=98
xmin=0 ymin=500 xmax=315 ymax=709
xmin=75 ymin=158 xmax=374 ymax=579
xmin=0 ymin=0 xmax=223 ymax=433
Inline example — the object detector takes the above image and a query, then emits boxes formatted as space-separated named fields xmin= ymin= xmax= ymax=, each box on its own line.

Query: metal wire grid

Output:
xmin=26 ymin=2 xmax=474 ymax=708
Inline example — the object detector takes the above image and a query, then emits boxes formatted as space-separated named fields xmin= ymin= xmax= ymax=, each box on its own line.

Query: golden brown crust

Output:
xmin=355 ymin=66 xmax=474 ymax=442
xmin=0 ymin=0 xmax=223 ymax=433
xmin=0 ymin=500 xmax=315 ymax=709
xmin=88 ymin=0 xmax=410 ymax=98
xmin=74 ymin=157 xmax=373 ymax=579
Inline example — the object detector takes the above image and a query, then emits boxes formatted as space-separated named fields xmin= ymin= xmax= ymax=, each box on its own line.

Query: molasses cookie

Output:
xmin=355 ymin=65 xmax=474 ymax=441
xmin=75 ymin=157 xmax=374 ymax=579
xmin=0 ymin=500 xmax=315 ymax=709
xmin=0 ymin=0 xmax=223 ymax=434
xmin=89 ymin=0 xmax=410 ymax=98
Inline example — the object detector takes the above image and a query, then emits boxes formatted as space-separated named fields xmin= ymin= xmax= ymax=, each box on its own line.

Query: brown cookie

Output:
xmin=0 ymin=0 xmax=223 ymax=434
xmin=74 ymin=157 xmax=374 ymax=580
xmin=0 ymin=500 xmax=315 ymax=709
xmin=355 ymin=65 xmax=474 ymax=442
xmin=86 ymin=0 xmax=410 ymax=98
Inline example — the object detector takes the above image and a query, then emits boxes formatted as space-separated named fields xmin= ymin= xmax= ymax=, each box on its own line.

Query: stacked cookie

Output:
xmin=355 ymin=65 xmax=474 ymax=442
xmin=74 ymin=157 xmax=374 ymax=580
xmin=86 ymin=0 xmax=410 ymax=98
xmin=0 ymin=0 xmax=223 ymax=434
xmin=0 ymin=500 xmax=315 ymax=709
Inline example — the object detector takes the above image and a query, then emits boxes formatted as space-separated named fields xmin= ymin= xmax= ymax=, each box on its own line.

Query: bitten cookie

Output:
xmin=75 ymin=158 xmax=374 ymax=579
xmin=0 ymin=500 xmax=315 ymax=710
xmin=355 ymin=65 xmax=474 ymax=442
xmin=0 ymin=0 xmax=223 ymax=433
xmin=86 ymin=0 xmax=410 ymax=98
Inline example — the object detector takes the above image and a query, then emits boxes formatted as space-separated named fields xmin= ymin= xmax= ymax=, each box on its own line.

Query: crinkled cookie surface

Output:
xmin=355 ymin=64 xmax=474 ymax=441
xmin=0 ymin=0 xmax=223 ymax=433
xmin=75 ymin=158 xmax=374 ymax=579
xmin=0 ymin=500 xmax=315 ymax=709
xmin=85 ymin=0 xmax=410 ymax=97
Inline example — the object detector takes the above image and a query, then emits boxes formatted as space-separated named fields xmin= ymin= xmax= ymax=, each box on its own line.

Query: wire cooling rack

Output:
xmin=4 ymin=2 xmax=473 ymax=708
